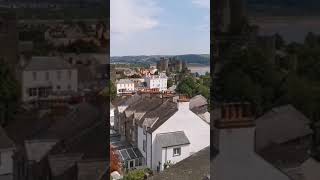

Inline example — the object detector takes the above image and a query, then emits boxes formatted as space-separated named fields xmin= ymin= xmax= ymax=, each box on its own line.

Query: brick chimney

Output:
xmin=177 ymin=95 xmax=190 ymax=102
xmin=215 ymin=102 xmax=255 ymax=129
xmin=174 ymin=95 xmax=190 ymax=110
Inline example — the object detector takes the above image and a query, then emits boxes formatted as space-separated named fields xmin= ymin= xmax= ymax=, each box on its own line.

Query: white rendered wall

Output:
xmin=22 ymin=69 xmax=78 ymax=102
xmin=137 ymin=127 xmax=152 ymax=167
xmin=212 ymin=127 xmax=291 ymax=180
xmin=159 ymin=144 xmax=190 ymax=171
xmin=144 ymin=77 xmax=167 ymax=91
xmin=151 ymin=102 xmax=210 ymax=170
xmin=0 ymin=150 xmax=14 ymax=175
xmin=116 ymin=83 xmax=134 ymax=94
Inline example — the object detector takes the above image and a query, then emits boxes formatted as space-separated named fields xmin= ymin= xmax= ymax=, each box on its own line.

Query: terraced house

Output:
xmin=114 ymin=94 xmax=210 ymax=172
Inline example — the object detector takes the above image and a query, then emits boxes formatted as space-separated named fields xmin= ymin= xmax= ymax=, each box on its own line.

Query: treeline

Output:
xmin=217 ymin=32 xmax=320 ymax=122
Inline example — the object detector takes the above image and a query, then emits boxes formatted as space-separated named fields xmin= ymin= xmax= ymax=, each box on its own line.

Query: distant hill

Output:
xmin=248 ymin=0 xmax=320 ymax=16
xmin=111 ymin=54 xmax=210 ymax=66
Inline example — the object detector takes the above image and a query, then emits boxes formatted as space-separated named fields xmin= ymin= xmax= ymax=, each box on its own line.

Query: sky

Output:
xmin=247 ymin=1 xmax=320 ymax=42
xmin=110 ymin=0 xmax=210 ymax=56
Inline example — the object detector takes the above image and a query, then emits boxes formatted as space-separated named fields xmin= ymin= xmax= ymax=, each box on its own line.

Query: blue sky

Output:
xmin=111 ymin=0 xmax=209 ymax=56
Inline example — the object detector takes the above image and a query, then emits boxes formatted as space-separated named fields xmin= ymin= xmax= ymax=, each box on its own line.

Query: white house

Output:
xmin=110 ymin=103 xmax=115 ymax=128
xmin=144 ymin=73 xmax=167 ymax=91
xmin=136 ymin=97 xmax=210 ymax=172
xmin=0 ymin=126 xmax=16 ymax=180
xmin=116 ymin=79 xmax=135 ymax=95
xmin=22 ymin=56 xmax=78 ymax=102
xmin=212 ymin=103 xmax=291 ymax=180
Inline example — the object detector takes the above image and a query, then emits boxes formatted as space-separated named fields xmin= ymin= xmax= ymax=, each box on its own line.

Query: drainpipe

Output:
xmin=165 ymin=147 xmax=168 ymax=171
xmin=145 ymin=127 xmax=147 ymax=167
xmin=151 ymin=133 xmax=153 ymax=170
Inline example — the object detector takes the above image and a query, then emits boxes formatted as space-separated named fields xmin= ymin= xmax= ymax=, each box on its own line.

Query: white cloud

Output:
xmin=111 ymin=0 xmax=161 ymax=34
xmin=192 ymin=0 xmax=210 ymax=9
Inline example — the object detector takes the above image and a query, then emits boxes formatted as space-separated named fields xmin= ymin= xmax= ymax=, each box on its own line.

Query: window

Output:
xmin=32 ymin=72 xmax=37 ymax=81
xmin=67 ymin=84 xmax=71 ymax=90
xmin=173 ymin=147 xmax=181 ymax=156
xmin=129 ymin=160 xmax=134 ymax=169
xmin=45 ymin=72 xmax=49 ymax=80
xmin=143 ymin=140 xmax=146 ymax=152
xmin=56 ymin=85 xmax=61 ymax=90
xmin=28 ymin=88 xmax=37 ymax=97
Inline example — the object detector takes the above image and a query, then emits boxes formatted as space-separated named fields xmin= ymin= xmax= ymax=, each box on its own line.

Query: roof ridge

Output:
xmin=157 ymin=130 xmax=185 ymax=135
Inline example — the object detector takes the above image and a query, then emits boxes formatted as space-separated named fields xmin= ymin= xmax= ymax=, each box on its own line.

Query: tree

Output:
xmin=176 ymin=76 xmax=197 ymax=97
xmin=110 ymin=146 xmax=121 ymax=173
xmin=123 ymin=169 xmax=147 ymax=180
xmin=305 ymin=32 xmax=318 ymax=48
xmin=0 ymin=61 xmax=19 ymax=125
xmin=100 ymin=81 xmax=117 ymax=101
xmin=167 ymin=79 xmax=174 ymax=88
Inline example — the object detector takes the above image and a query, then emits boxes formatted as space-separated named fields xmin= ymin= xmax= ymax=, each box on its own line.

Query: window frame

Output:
xmin=173 ymin=147 xmax=181 ymax=157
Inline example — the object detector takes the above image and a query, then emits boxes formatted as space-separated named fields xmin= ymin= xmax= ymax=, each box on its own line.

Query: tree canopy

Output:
xmin=217 ymin=33 xmax=320 ymax=119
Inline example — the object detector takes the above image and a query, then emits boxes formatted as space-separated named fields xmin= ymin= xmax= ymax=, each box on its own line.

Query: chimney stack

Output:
xmin=216 ymin=102 xmax=255 ymax=129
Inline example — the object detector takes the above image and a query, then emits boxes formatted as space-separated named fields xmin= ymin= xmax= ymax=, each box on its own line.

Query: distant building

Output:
xmin=22 ymin=56 xmax=78 ymax=102
xmin=110 ymin=103 xmax=115 ymax=127
xmin=156 ymin=57 xmax=185 ymax=73
xmin=116 ymin=79 xmax=135 ymax=95
xmin=144 ymin=73 xmax=168 ymax=92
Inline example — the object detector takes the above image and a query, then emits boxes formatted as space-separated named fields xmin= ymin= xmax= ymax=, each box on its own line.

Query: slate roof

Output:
xmin=49 ymin=120 xmax=107 ymax=160
xmin=48 ymin=153 xmax=84 ymax=177
xmin=142 ymin=101 xmax=178 ymax=132
xmin=155 ymin=131 xmax=190 ymax=148
xmin=25 ymin=139 xmax=58 ymax=162
xmin=148 ymin=147 xmax=210 ymax=180
xmin=189 ymin=95 xmax=208 ymax=110
xmin=256 ymin=104 xmax=313 ymax=150
xmin=48 ymin=120 xmax=107 ymax=180
xmin=0 ymin=126 xmax=15 ymax=149
xmin=77 ymin=160 xmax=108 ymax=180
xmin=258 ymin=140 xmax=310 ymax=169
xmin=35 ymin=103 xmax=100 ymax=140
xmin=125 ymin=97 xmax=164 ymax=118
xmin=24 ymin=56 xmax=74 ymax=71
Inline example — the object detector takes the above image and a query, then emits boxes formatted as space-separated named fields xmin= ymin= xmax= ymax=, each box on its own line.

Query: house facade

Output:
xmin=116 ymin=79 xmax=135 ymax=95
xmin=21 ymin=56 xmax=78 ymax=102
xmin=113 ymin=95 xmax=210 ymax=172
xmin=144 ymin=73 xmax=167 ymax=92
xmin=139 ymin=100 xmax=210 ymax=171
